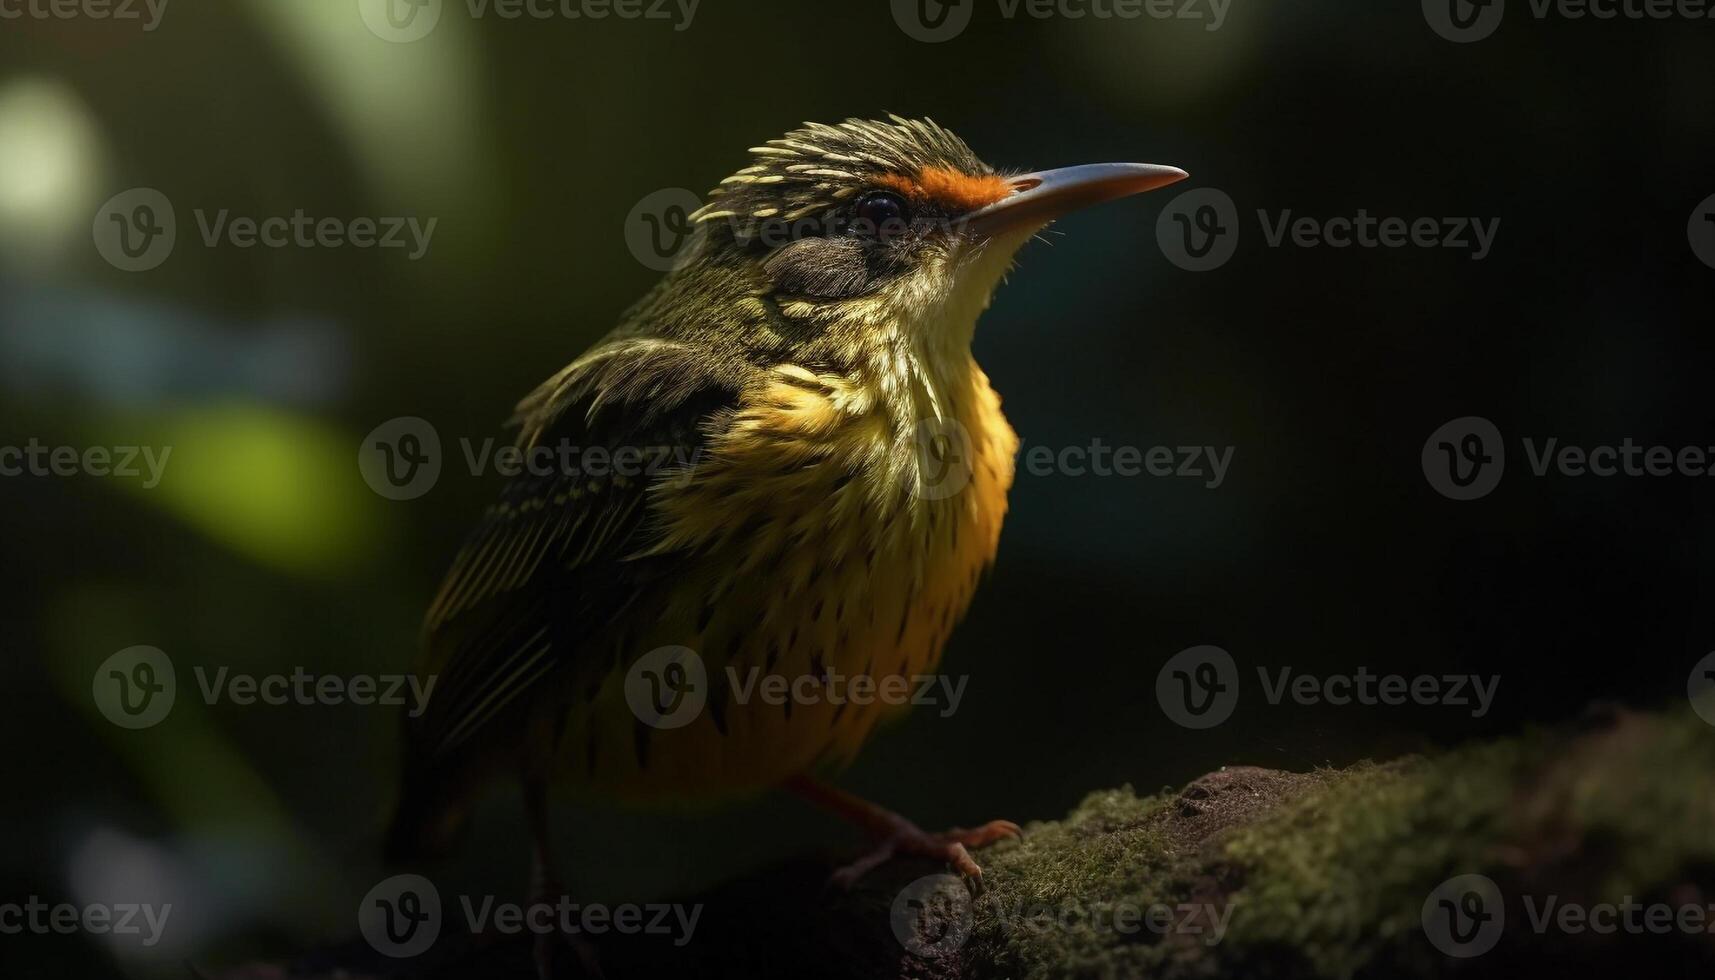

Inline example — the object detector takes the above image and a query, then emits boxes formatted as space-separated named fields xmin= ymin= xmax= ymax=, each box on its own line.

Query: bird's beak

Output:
xmin=964 ymin=163 xmax=1189 ymax=238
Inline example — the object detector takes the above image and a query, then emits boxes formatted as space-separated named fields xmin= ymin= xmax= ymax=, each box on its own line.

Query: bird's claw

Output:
xmin=826 ymin=817 xmax=1023 ymax=894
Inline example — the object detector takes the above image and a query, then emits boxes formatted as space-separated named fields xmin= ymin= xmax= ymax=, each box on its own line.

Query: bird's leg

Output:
xmin=525 ymin=777 xmax=562 ymax=980
xmin=784 ymin=775 xmax=1021 ymax=892
xmin=524 ymin=779 xmax=603 ymax=980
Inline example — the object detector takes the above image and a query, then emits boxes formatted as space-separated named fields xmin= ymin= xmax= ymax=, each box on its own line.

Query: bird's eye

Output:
xmin=854 ymin=192 xmax=911 ymax=239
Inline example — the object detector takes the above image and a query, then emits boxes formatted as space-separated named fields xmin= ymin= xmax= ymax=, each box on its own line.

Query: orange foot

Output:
xmin=785 ymin=775 xmax=1023 ymax=892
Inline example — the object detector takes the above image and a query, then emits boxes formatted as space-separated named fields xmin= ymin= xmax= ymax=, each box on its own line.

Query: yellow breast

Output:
xmin=563 ymin=357 xmax=1018 ymax=801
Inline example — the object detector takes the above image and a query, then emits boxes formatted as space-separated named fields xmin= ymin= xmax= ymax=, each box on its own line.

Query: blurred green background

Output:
xmin=1 ymin=0 xmax=1712 ymax=975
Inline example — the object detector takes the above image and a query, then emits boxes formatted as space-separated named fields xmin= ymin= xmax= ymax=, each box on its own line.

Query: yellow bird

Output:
xmin=387 ymin=114 xmax=1184 ymax=943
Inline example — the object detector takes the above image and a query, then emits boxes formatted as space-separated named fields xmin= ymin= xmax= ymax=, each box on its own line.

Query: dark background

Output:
xmin=1 ymin=0 xmax=1711 ymax=975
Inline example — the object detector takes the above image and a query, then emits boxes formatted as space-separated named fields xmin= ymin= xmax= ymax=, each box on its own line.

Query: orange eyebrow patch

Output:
xmin=875 ymin=167 xmax=1014 ymax=212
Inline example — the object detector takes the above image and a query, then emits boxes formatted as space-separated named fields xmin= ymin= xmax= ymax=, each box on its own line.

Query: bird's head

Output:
xmin=666 ymin=116 xmax=1185 ymax=370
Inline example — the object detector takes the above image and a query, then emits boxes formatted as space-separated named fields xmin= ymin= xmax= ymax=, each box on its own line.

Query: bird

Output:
xmin=385 ymin=114 xmax=1184 ymax=969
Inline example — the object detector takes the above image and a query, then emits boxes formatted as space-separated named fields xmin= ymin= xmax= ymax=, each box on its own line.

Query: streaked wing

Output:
xmin=409 ymin=338 xmax=742 ymax=760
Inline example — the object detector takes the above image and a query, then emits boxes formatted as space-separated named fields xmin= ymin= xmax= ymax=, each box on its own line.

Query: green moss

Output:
xmin=966 ymin=784 xmax=1183 ymax=980
xmin=938 ymin=712 xmax=1715 ymax=979
xmin=1219 ymin=746 xmax=1524 ymax=976
xmin=1541 ymin=712 xmax=1715 ymax=894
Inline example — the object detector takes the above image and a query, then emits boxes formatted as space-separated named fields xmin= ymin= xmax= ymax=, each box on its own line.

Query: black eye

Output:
xmin=854 ymin=192 xmax=910 ymax=238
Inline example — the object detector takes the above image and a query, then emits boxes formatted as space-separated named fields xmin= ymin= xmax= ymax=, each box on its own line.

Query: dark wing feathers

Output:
xmin=408 ymin=339 xmax=744 ymax=761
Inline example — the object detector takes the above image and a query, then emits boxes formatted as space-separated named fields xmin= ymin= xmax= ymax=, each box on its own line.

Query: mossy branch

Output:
xmin=226 ymin=708 xmax=1715 ymax=979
